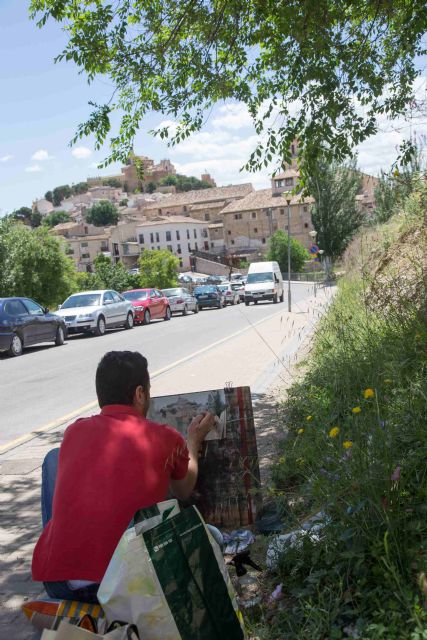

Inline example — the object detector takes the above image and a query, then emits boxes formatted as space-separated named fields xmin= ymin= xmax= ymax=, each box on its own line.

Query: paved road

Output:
xmin=0 ymin=283 xmax=315 ymax=446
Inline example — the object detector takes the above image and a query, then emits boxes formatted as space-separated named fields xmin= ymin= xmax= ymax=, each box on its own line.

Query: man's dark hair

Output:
xmin=96 ymin=351 xmax=149 ymax=408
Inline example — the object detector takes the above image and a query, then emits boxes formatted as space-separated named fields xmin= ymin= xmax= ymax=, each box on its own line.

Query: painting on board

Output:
xmin=149 ymin=386 xmax=262 ymax=528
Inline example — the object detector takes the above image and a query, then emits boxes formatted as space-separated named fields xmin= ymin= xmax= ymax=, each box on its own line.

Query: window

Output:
xmin=80 ymin=242 xmax=88 ymax=248
xmin=304 ymin=223 xmax=309 ymax=228
xmin=228 ymin=230 xmax=232 ymax=235
xmin=176 ymin=230 xmax=180 ymax=240
xmin=251 ymin=212 xmax=257 ymax=219
xmin=81 ymin=253 xmax=90 ymax=259
xmin=202 ymin=228 xmax=208 ymax=238
xmin=188 ymin=243 xmax=191 ymax=252
xmin=166 ymin=231 xmax=171 ymax=241
xmin=280 ymin=208 xmax=285 ymax=215
xmin=234 ymin=213 xmax=242 ymax=220
xmin=275 ymin=180 xmax=284 ymax=187
xmin=193 ymin=229 xmax=197 ymax=238
xmin=303 ymin=206 xmax=308 ymax=212
xmin=231 ymin=240 xmax=235 ymax=245
xmin=112 ymin=292 xmax=122 ymax=303
xmin=167 ymin=244 xmax=173 ymax=252
xmin=262 ymin=238 xmax=266 ymax=244
xmin=195 ymin=242 xmax=198 ymax=251
xmin=103 ymin=292 xmax=114 ymax=304
xmin=183 ymin=206 xmax=187 ymax=212
xmin=23 ymin=299 xmax=45 ymax=315
xmin=254 ymin=227 xmax=258 ymax=233
xmin=150 ymin=233 xmax=154 ymax=243
xmin=285 ymin=225 xmax=288 ymax=230
xmin=5 ymin=300 xmax=28 ymax=316
xmin=138 ymin=234 xmax=144 ymax=244
xmin=205 ymin=213 xmax=210 ymax=221
xmin=285 ymin=177 xmax=293 ymax=186
xmin=84 ymin=226 xmax=89 ymax=234
xmin=150 ymin=290 xmax=156 ymax=298
xmin=204 ymin=241 xmax=209 ymax=250
xmin=211 ymin=242 xmax=214 ymax=248
xmin=155 ymin=232 xmax=160 ymax=243
xmin=157 ymin=245 xmax=161 ymax=250
xmin=177 ymin=244 xmax=182 ymax=254
xmin=179 ymin=258 xmax=183 ymax=267
xmin=186 ymin=229 xmax=190 ymax=239
xmin=158 ymin=208 xmax=162 ymax=214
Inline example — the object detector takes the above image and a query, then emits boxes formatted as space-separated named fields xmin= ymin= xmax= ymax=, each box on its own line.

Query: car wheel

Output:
xmin=232 ymin=298 xmax=236 ymax=305
xmin=143 ymin=309 xmax=151 ymax=325
xmin=182 ymin=305 xmax=188 ymax=316
xmin=124 ymin=312 xmax=134 ymax=329
xmin=164 ymin=306 xmax=172 ymax=321
xmin=8 ymin=333 xmax=23 ymax=357
xmin=254 ymin=300 xmax=258 ymax=305
xmin=280 ymin=291 xmax=284 ymax=302
xmin=193 ymin=304 xmax=199 ymax=314
xmin=217 ymin=301 xmax=221 ymax=309
xmin=273 ymin=294 xmax=278 ymax=303
xmin=94 ymin=315 xmax=106 ymax=336
xmin=55 ymin=326 xmax=65 ymax=346
xmin=245 ymin=301 xmax=249 ymax=306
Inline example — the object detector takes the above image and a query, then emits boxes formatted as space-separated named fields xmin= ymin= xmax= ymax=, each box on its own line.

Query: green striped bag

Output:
xmin=98 ymin=502 xmax=245 ymax=640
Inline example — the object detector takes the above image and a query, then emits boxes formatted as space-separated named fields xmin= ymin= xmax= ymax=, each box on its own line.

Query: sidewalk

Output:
xmin=0 ymin=287 xmax=333 ymax=639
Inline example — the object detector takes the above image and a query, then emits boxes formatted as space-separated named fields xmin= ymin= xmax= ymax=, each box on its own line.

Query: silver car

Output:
xmin=217 ymin=283 xmax=240 ymax=305
xmin=55 ymin=290 xmax=134 ymax=336
xmin=161 ymin=287 xmax=199 ymax=315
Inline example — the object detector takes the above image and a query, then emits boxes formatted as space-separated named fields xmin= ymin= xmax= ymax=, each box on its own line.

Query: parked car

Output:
xmin=0 ymin=297 xmax=67 ymax=357
xmin=193 ymin=285 xmax=225 ymax=309
xmin=230 ymin=273 xmax=244 ymax=282
xmin=217 ymin=283 xmax=240 ymax=305
xmin=178 ymin=274 xmax=194 ymax=284
xmin=244 ymin=261 xmax=284 ymax=305
xmin=55 ymin=290 xmax=134 ymax=336
xmin=205 ymin=275 xmax=225 ymax=285
xmin=161 ymin=287 xmax=199 ymax=315
xmin=231 ymin=281 xmax=245 ymax=301
xmin=122 ymin=288 xmax=171 ymax=324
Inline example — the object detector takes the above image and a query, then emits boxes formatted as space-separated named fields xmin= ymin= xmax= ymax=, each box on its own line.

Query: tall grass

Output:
xmin=260 ymin=207 xmax=427 ymax=639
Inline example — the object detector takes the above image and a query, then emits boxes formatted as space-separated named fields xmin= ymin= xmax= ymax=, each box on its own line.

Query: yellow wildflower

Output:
xmin=415 ymin=333 xmax=421 ymax=340
xmin=296 ymin=457 xmax=304 ymax=466
xmin=363 ymin=388 xmax=375 ymax=399
xmin=352 ymin=406 xmax=362 ymax=414
xmin=306 ymin=415 xmax=313 ymax=422
xmin=329 ymin=427 xmax=340 ymax=438
xmin=279 ymin=456 xmax=286 ymax=464
xmin=383 ymin=379 xmax=393 ymax=385
xmin=297 ymin=428 xmax=304 ymax=435
xmin=343 ymin=440 xmax=353 ymax=449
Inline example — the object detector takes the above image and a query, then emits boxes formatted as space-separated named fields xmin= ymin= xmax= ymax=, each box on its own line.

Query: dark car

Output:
xmin=193 ymin=285 xmax=225 ymax=309
xmin=0 ymin=297 xmax=67 ymax=357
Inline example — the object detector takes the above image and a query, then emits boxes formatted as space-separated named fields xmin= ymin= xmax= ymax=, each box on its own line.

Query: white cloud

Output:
xmin=25 ymin=164 xmax=42 ymax=173
xmin=88 ymin=161 xmax=101 ymax=169
xmin=31 ymin=149 xmax=53 ymax=161
xmin=0 ymin=155 xmax=13 ymax=163
xmin=72 ymin=146 xmax=92 ymax=159
xmin=211 ymin=103 xmax=253 ymax=130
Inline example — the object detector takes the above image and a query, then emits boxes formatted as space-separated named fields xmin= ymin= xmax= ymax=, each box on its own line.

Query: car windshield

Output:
xmin=61 ymin=294 xmax=101 ymax=308
xmin=194 ymin=286 xmax=216 ymax=294
xmin=162 ymin=288 xmax=184 ymax=297
xmin=247 ymin=273 xmax=274 ymax=284
xmin=217 ymin=285 xmax=229 ymax=292
xmin=231 ymin=284 xmax=241 ymax=290
xmin=122 ymin=291 xmax=149 ymax=301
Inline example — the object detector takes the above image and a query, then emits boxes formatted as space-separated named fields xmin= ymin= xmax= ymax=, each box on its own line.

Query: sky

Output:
xmin=0 ymin=1 xmax=426 ymax=215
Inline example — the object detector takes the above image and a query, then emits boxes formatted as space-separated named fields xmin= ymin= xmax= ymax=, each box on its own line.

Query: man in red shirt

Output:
xmin=32 ymin=350 xmax=215 ymax=602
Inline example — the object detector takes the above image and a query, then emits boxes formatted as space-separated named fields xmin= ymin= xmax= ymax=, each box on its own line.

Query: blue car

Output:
xmin=193 ymin=285 xmax=225 ymax=310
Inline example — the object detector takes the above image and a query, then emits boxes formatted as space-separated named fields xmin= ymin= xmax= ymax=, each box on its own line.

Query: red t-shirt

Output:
xmin=32 ymin=405 xmax=189 ymax=583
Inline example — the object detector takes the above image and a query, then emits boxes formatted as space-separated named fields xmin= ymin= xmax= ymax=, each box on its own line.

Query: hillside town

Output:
xmin=32 ymin=143 xmax=379 ymax=273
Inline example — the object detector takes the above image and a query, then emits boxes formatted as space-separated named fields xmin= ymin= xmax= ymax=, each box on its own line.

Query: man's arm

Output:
xmin=170 ymin=412 xmax=216 ymax=500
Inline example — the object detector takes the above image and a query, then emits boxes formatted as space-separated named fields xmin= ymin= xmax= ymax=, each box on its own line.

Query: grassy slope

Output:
xmin=248 ymin=187 xmax=427 ymax=639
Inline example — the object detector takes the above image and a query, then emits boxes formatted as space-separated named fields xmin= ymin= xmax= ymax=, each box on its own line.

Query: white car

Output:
xmin=55 ymin=290 xmax=134 ymax=336
xmin=161 ymin=287 xmax=199 ymax=315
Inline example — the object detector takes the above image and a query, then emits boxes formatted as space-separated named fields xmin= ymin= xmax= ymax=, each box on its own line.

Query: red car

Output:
xmin=122 ymin=289 xmax=171 ymax=325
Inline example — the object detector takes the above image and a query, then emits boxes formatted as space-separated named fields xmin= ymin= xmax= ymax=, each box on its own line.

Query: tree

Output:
xmin=159 ymin=175 xmax=178 ymax=187
xmin=267 ymin=231 xmax=309 ymax=273
xmin=52 ymin=185 xmax=72 ymax=206
xmin=92 ymin=253 xmax=134 ymax=291
xmin=119 ymin=198 xmax=128 ymax=207
xmin=138 ymin=250 xmax=179 ymax=289
xmin=308 ymin=160 xmax=363 ymax=263
xmin=0 ymin=220 xmax=76 ymax=307
xmin=45 ymin=190 xmax=53 ymax=203
xmin=102 ymin=177 xmax=122 ymax=188
xmin=146 ymin=182 xmax=157 ymax=194
xmin=72 ymin=181 xmax=88 ymax=195
xmin=42 ymin=210 xmax=72 ymax=228
xmin=30 ymin=1 xmax=426 ymax=180
xmin=86 ymin=200 xmax=119 ymax=226
xmin=9 ymin=206 xmax=42 ymax=228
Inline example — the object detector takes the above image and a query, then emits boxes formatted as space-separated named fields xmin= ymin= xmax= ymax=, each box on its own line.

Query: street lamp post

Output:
xmin=286 ymin=197 xmax=292 ymax=312
xmin=309 ymin=230 xmax=318 ymax=297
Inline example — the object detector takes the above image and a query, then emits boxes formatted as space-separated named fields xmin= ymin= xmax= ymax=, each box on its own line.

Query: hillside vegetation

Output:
xmin=250 ymin=182 xmax=427 ymax=639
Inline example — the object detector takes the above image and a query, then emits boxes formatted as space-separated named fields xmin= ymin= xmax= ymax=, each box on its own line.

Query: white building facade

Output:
xmin=136 ymin=216 xmax=210 ymax=269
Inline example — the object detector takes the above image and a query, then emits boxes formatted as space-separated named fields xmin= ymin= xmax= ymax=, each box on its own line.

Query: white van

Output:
xmin=244 ymin=261 xmax=284 ymax=305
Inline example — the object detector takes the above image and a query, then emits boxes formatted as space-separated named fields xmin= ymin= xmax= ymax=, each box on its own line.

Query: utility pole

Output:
xmin=286 ymin=197 xmax=292 ymax=312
